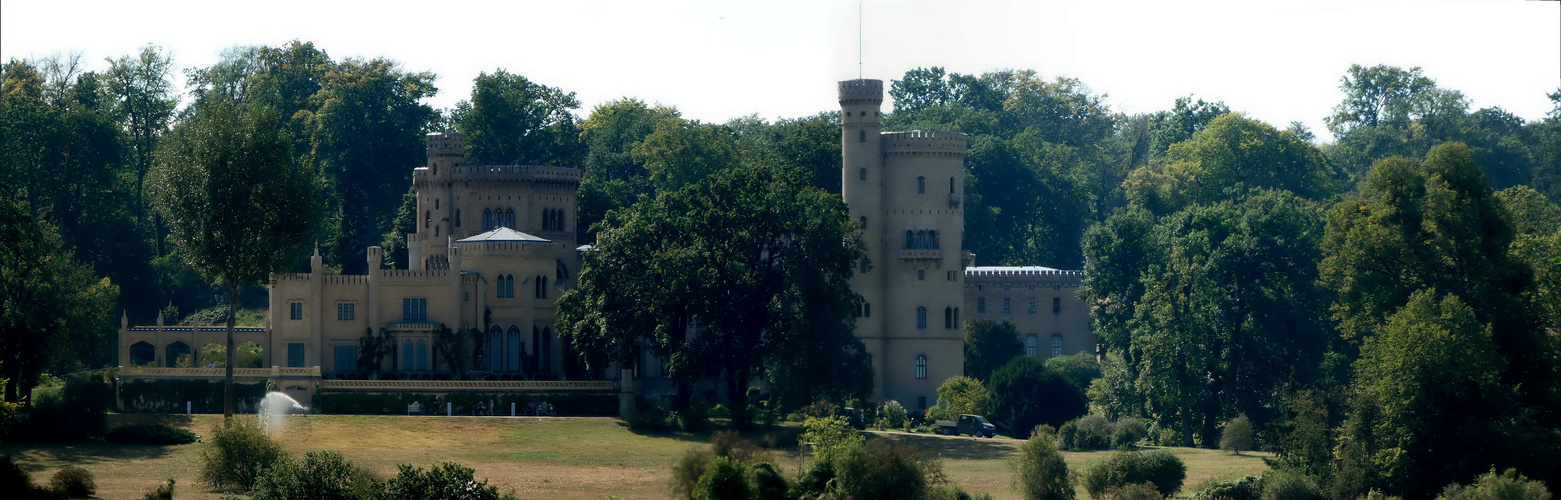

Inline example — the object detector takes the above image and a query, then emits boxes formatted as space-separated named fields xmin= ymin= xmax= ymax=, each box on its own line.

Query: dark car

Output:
xmin=837 ymin=407 xmax=867 ymax=430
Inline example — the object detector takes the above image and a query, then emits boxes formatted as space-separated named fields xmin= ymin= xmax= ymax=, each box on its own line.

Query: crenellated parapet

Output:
xmin=413 ymin=165 xmax=581 ymax=191
xmin=838 ymin=79 xmax=884 ymax=105
xmin=883 ymin=131 xmax=968 ymax=158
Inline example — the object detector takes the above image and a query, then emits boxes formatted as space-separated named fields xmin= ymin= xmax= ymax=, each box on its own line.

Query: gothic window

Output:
xmin=916 ymin=307 xmax=927 ymax=329
xmin=905 ymin=230 xmax=915 ymax=249
xmin=928 ymin=230 xmax=938 ymax=249
xmin=483 ymin=209 xmax=493 ymax=230
xmin=424 ymin=211 xmax=431 ymax=229
xmin=507 ymin=326 xmax=522 ymax=372
xmin=864 ymin=303 xmax=871 ymax=317
xmin=1051 ymin=334 xmax=1064 ymax=358
xmin=166 ymin=341 xmax=190 ymax=368
xmin=918 ymin=270 xmax=925 ymax=281
xmin=435 ymin=199 xmax=439 ymax=210
xmin=556 ymin=209 xmax=565 ymax=231
xmin=130 ymin=342 xmax=155 ymax=366
xmin=1025 ymin=334 xmax=1039 ymax=357
xmin=859 ymin=216 xmax=867 ymax=230
xmin=915 ymin=355 xmax=927 ymax=379
xmin=944 ymin=307 xmax=953 ymax=329
xmin=953 ymin=307 xmax=959 ymax=326
xmin=950 ymin=177 xmax=956 ymax=193
xmin=542 ymin=210 xmax=552 ymax=231
xmin=505 ymin=208 xmax=515 ymax=228
xmin=488 ymin=326 xmax=503 ymax=370
xmin=916 ymin=230 xmax=926 ymax=248
xmin=917 ymin=176 xmax=925 ymax=193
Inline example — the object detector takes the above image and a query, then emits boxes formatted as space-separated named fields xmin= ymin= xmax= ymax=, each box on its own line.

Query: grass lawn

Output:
xmin=2 ymin=414 xmax=1270 ymax=499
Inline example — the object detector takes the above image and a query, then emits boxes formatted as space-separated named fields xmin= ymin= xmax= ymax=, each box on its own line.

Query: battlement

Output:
xmin=426 ymin=132 xmax=465 ymax=158
xmin=838 ymin=79 xmax=883 ymax=105
xmin=882 ymin=130 xmax=968 ymax=154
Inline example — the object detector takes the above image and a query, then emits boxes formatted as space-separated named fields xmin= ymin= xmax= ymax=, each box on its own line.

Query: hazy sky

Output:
xmin=4 ymin=0 xmax=1558 ymax=141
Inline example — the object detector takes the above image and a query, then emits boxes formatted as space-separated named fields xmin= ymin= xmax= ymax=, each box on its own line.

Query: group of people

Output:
xmin=412 ymin=396 xmax=555 ymax=416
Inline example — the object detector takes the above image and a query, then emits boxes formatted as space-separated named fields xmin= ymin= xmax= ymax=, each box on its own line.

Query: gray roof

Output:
xmin=456 ymin=227 xmax=551 ymax=243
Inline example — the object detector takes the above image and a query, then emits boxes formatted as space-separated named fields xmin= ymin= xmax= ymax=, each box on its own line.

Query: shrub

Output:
xmin=750 ymin=462 xmax=789 ymax=500
xmin=251 ymin=451 xmax=376 ymax=500
xmin=1260 ymin=472 xmax=1322 ymax=500
xmin=934 ymin=376 xmax=990 ymax=417
xmin=1436 ymin=468 xmax=1552 ymax=500
xmin=140 ymin=478 xmax=175 ymax=500
xmin=379 ymin=462 xmax=511 ymax=500
xmin=833 ymin=440 xmax=945 ymax=500
xmin=1111 ymin=418 xmax=1147 ymax=449
xmin=929 ymin=485 xmax=997 ymax=500
xmin=1012 ymin=434 xmax=1074 ymax=500
xmin=709 ymin=404 xmax=731 ymax=418
xmin=106 ymin=424 xmax=200 ymax=445
xmin=1 ymin=454 xmax=57 ymax=499
xmin=1059 ymin=415 xmax=1113 ymax=451
xmin=671 ymin=431 xmax=771 ymax=499
xmin=988 ymin=357 xmax=1088 ymax=439
xmin=1103 ymin=482 xmax=1163 ymax=500
xmin=692 ymin=456 xmax=752 ymax=500
xmin=50 ymin=466 xmax=95 ymax=498
xmin=10 ymin=375 xmax=112 ymax=442
xmin=1190 ymin=475 xmax=1262 ymax=500
xmin=197 ymin=420 xmax=286 ymax=491
xmin=1045 ymin=351 xmax=1104 ymax=390
xmin=800 ymin=416 xmax=863 ymax=466
xmin=799 ymin=399 xmax=837 ymax=419
xmin=878 ymin=400 xmax=909 ymax=429
xmin=1081 ymin=450 xmax=1186 ymax=499
xmin=1220 ymin=414 xmax=1254 ymax=455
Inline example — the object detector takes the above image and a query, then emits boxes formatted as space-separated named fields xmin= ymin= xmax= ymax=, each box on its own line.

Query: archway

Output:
xmin=130 ymin=341 xmax=155 ymax=367
xmin=237 ymin=341 xmax=264 ymax=368
xmin=166 ymin=341 xmax=191 ymax=368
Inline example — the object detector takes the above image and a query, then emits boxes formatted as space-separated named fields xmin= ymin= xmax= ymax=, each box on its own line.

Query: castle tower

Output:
xmin=411 ymin=133 xmax=466 ymax=269
xmin=840 ymin=79 xmax=968 ymax=411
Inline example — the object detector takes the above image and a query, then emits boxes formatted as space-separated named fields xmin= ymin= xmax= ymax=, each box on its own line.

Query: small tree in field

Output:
xmin=1013 ymin=434 xmax=1073 ymax=500
xmin=152 ymin=102 xmax=321 ymax=419
xmin=1220 ymin=414 xmax=1254 ymax=455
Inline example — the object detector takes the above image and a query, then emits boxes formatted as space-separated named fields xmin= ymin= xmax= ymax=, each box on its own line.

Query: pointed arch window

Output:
xmin=859 ymin=168 xmax=867 ymax=180
xmin=950 ymin=177 xmax=956 ymax=193
xmin=917 ymin=176 xmax=925 ymax=193
xmin=488 ymin=326 xmax=503 ymax=370
xmin=505 ymin=208 xmax=515 ymax=228
xmin=507 ymin=326 xmax=522 ymax=372
xmin=483 ymin=209 xmax=493 ymax=230
xmin=859 ymin=130 xmax=867 ymax=143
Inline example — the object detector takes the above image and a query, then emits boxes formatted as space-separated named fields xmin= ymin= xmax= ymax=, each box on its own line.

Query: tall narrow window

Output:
xmin=864 ymin=303 xmax=870 ymax=318
xmin=917 ymin=176 xmax=925 ymax=193
xmin=944 ymin=307 xmax=953 ymax=329
xmin=505 ymin=208 xmax=515 ymax=228
xmin=916 ymin=307 xmax=927 ymax=329
xmin=905 ymin=230 xmax=915 ymax=249
xmin=424 ymin=211 xmax=430 ymax=228
xmin=488 ymin=326 xmax=503 ymax=370
xmin=950 ymin=177 xmax=956 ymax=193
xmin=859 ymin=130 xmax=866 ymax=143
xmin=1053 ymin=297 xmax=1061 ymax=314
xmin=416 ymin=340 xmax=428 ymax=371
xmin=335 ymin=345 xmax=357 ymax=372
xmin=953 ymin=307 xmax=959 ymax=326
xmin=1002 ymin=297 xmax=1012 ymax=313
xmin=915 ymin=355 xmax=927 ymax=379
xmin=507 ymin=326 xmax=521 ymax=372
xmin=483 ymin=209 xmax=492 ymax=230
xmin=289 ymin=302 xmax=303 ymax=320
xmin=287 ymin=343 xmax=305 ymax=367
xmin=859 ymin=216 xmax=867 ymax=229
xmin=1051 ymin=334 xmax=1064 ymax=358
xmin=977 ymin=297 xmax=986 ymax=313
xmin=929 ymin=230 xmax=938 ymax=249
xmin=918 ymin=270 xmax=925 ymax=281
xmin=859 ymin=168 xmax=867 ymax=180
xmin=455 ymin=210 xmax=461 ymax=227
xmin=1028 ymin=297 xmax=1037 ymax=313
xmin=1025 ymin=335 xmax=1039 ymax=357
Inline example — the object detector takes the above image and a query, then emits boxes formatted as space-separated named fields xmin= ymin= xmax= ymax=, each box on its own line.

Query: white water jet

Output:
xmin=258 ymin=391 xmax=307 ymax=434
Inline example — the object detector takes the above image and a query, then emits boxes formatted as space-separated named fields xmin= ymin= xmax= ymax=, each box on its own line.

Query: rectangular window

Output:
xmin=336 ymin=303 xmax=355 ymax=321
xmin=917 ymin=270 xmax=925 ymax=281
xmin=334 ymin=345 xmax=357 ymax=372
xmin=289 ymin=302 xmax=303 ymax=320
xmin=977 ymin=297 xmax=986 ymax=313
xmin=1053 ymin=297 xmax=1061 ymax=314
xmin=1028 ymin=297 xmax=1036 ymax=314
xmin=402 ymin=298 xmax=427 ymax=321
xmin=287 ymin=343 xmax=305 ymax=367
xmin=947 ymin=271 xmax=955 ymax=281
xmin=1002 ymin=297 xmax=1011 ymax=313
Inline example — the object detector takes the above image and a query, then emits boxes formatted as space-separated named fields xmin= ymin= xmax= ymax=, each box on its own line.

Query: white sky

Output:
xmin=4 ymin=0 xmax=1558 ymax=142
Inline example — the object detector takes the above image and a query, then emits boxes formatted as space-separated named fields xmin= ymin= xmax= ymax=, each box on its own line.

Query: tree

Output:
xmin=987 ymin=357 xmax=1087 ymax=439
xmin=930 ymin=376 xmax=988 ymax=420
xmin=151 ymin=103 xmax=322 ymax=419
xmin=557 ymin=163 xmax=868 ymax=427
xmin=1043 ymin=352 xmax=1102 ymax=391
xmin=104 ymin=45 xmax=177 ymax=221
xmin=631 ymin=117 xmax=739 ymax=191
xmin=1012 ymin=435 xmax=1074 ymax=500
xmin=963 ymin=319 xmax=1021 ymax=381
xmin=1080 ymin=206 xmax=1160 ymax=358
xmin=0 ymin=194 xmax=118 ymax=403
xmin=1343 ymin=290 xmax=1513 ymax=498
xmin=453 ymin=70 xmax=583 ymax=168
xmin=1128 ymin=114 xmax=1336 ymax=215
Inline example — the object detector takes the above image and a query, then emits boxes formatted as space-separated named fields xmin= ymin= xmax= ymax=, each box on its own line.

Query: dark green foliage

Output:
xmin=48 ymin=466 xmax=94 ymax=498
xmin=1101 ymin=482 xmax=1163 ymax=500
xmin=1191 ymin=475 xmax=1262 ymax=500
xmin=105 ymin=424 xmax=199 ymax=445
xmin=1220 ymin=415 xmax=1254 ymax=454
xmin=251 ymin=451 xmax=374 ymax=500
xmin=1012 ymin=435 xmax=1074 ymax=500
xmin=963 ymin=319 xmax=1022 ymax=382
xmin=987 ymin=357 xmax=1088 ymax=439
xmin=118 ymin=379 xmax=267 ymax=413
xmin=1080 ymin=450 xmax=1186 ymax=499
xmin=831 ymin=440 xmax=945 ymax=500
xmin=692 ymin=456 xmax=752 ymax=500
xmin=454 ymin=70 xmax=582 ymax=169
xmin=1436 ymin=468 xmax=1553 ymax=500
xmin=1058 ymin=415 xmax=1112 ymax=451
xmin=313 ymin=392 xmax=615 ymax=416
xmin=9 ymin=375 xmax=111 ymax=443
xmin=749 ymin=462 xmax=789 ymax=500
xmin=1259 ymin=472 xmax=1322 ymax=500
xmin=0 ymin=454 xmax=57 ymax=499
xmin=379 ymin=462 xmax=512 ymax=500
xmin=1044 ymin=352 xmax=1102 ymax=390
xmin=197 ymin=420 xmax=285 ymax=491
xmin=1111 ymin=418 xmax=1147 ymax=449
xmin=139 ymin=479 xmax=174 ymax=500
xmin=671 ymin=431 xmax=770 ymax=500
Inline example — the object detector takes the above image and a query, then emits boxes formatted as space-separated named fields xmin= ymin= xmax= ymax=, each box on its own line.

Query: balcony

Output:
xmin=899 ymin=249 xmax=944 ymax=260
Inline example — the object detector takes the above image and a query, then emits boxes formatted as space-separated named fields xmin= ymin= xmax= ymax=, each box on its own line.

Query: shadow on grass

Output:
xmin=869 ymin=431 xmax=1020 ymax=461
xmin=618 ymin=418 xmax=807 ymax=451
xmin=108 ymin=412 xmax=197 ymax=428
xmin=0 ymin=440 xmax=186 ymax=472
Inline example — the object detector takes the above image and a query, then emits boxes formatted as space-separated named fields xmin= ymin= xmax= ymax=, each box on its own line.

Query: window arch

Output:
xmin=953 ymin=307 xmax=959 ymax=327
xmin=507 ymin=326 xmax=522 ymax=372
xmin=863 ymin=302 xmax=871 ymax=318
xmin=915 ymin=355 xmax=927 ymax=379
xmin=916 ymin=307 xmax=927 ymax=329
xmin=859 ymin=216 xmax=867 ymax=230
xmin=488 ymin=326 xmax=503 ymax=370
xmin=130 ymin=341 xmax=156 ymax=366
xmin=917 ymin=176 xmax=925 ymax=193
xmin=944 ymin=307 xmax=953 ymax=329
xmin=916 ymin=230 xmax=927 ymax=249
xmin=928 ymin=230 xmax=938 ymax=249
xmin=166 ymin=341 xmax=191 ymax=368
xmin=505 ymin=208 xmax=515 ymax=228
xmin=905 ymin=230 xmax=915 ymax=249
xmin=555 ymin=209 xmax=565 ymax=232
xmin=483 ymin=209 xmax=493 ymax=230
xmin=1050 ymin=334 xmax=1064 ymax=358
xmin=1025 ymin=334 xmax=1039 ymax=357
xmin=542 ymin=209 xmax=552 ymax=231
xmin=532 ymin=327 xmax=541 ymax=373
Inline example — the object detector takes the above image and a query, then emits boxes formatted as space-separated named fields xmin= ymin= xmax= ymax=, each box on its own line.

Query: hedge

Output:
xmin=119 ymin=379 xmax=268 ymax=413
xmin=315 ymin=392 xmax=617 ymax=416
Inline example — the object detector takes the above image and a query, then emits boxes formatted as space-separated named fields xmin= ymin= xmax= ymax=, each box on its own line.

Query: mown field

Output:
xmin=1 ymin=414 xmax=1271 ymax=499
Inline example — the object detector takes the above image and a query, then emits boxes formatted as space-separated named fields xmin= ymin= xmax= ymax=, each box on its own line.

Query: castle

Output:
xmin=117 ymin=79 xmax=1095 ymax=412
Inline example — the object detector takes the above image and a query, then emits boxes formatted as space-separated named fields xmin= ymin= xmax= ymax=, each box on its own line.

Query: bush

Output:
xmin=1103 ymin=482 xmax=1163 ymax=500
xmin=1 ymin=454 xmax=57 ymax=499
xmin=1045 ymin=351 xmax=1104 ymax=390
xmin=1260 ymin=472 xmax=1322 ymax=500
xmin=1220 ymin=414 xmax=1254 ymax=455
xmin=692 ymin=456 xmax=752 ymax=500
xmin=251 ymin=451 xmax=376 ymax=500
xmin=799 ymin=399 xmax=837 ymax=419
xmin=197 ymin=420 xmax=286 ymax=491
xmin=988 ymin=357 xmax=1088 ymax=439
xmin=1059 ymin=415 xmax=1113 ymax=451
xmin=1081 ymin=450 xmax=1186 ymax=499
xmin=50 ymin=466 xmax=95 ymax=498
xmin=119 ymin=379 xmax=267 ymax=413
xmin=1190 ymin=475 xmax=1262 ymax=500
xmin=1436 ymin=468 xmax=1552 ymax=500
xmin=878 ymin=400 xmax=909 ymax=429
xmin=933 ymin=376 xmax=990 ymax=418
xmin=380 ymin=462 xmax=512 ymax=500
xmin=750 ymin=462 xmax=789 ymax=500
xmin=140 ymin=478 xmax=175 ymax=500
xmin=929 ymin=485 xmax=997 ymax=500
xmin=800 ymin=416 xmax=863 ymax=466
xmin=832 ymin=440 xmax=945 ymax=500
xmin=1012 ymin=435 xmax=1074 ymax=500
xmin=671 ymin=431 xmax=771 ymax=499
xmin=106 ymin=424 xmax=200 ymax=445
xmin=10 ymin=375 xmax=112 ymax=442
xmin=1112 ymin=418 xmax=1147 ymax=449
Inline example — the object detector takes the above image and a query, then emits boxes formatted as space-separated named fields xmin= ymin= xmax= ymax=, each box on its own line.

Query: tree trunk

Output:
xmin=727 ymin=364 xmax=750 ymax=429
xmin=224 ymin=281 xmax=238 ymax=420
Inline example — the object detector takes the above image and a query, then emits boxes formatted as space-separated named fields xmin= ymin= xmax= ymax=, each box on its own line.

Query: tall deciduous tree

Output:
xmin=986 ymin=356 xmax=1087 ymax=439
xmin=104 ymin=45 xmax=177 ymax=223
xmin=0 ymin=194 xmax=119 ymax=403
xmin=556 ymin=164 xmax=868 ymax=427
xmin=454 ymin=70 xmax=583 ymax=168
xmin=963 ymin=319 xmax=1021 ymax=382
xmin=151 ymin=103 xmax=322 ymax=418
